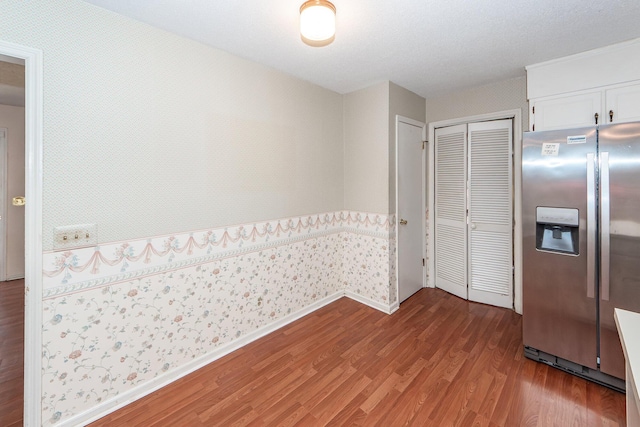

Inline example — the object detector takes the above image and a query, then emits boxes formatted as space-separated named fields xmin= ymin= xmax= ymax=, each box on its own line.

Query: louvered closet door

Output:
xmin=434 ymin=124 xmax=468 ymax=300
xmin=467 ymin=120 xmax=513 ymax=308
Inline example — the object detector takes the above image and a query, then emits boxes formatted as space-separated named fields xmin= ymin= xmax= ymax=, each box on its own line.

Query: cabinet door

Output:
xmin=531 ymin=91 xmax=601 ymax=131
xmin=606 ymin=83 xmax=640 ymax=124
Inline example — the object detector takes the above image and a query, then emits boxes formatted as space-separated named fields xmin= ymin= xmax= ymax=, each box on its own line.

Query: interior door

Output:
xmin=434 ymin=124 xmax=467 ymax=300
xmin=397 ymin=118 xmax=425 ymax=303
xmin=467 ymin=120 xmax=513 ymax=308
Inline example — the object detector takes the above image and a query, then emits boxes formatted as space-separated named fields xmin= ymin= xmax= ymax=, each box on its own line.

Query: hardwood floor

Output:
xmin=0 ymin=279 xmax=24 ymax=427
xmin=91 ymin=288 xmax=626 ymax=426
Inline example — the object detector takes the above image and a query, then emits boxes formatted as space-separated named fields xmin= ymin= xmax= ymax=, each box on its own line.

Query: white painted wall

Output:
xmin=0 ymin=0 xmax=344 ymax=250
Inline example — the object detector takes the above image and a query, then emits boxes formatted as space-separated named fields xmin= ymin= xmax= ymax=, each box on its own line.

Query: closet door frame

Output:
xmin=427 ymin=109 xmax=523 ymax=314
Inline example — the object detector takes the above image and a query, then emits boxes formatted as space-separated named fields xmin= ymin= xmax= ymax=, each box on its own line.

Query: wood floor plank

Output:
xmin=80 ymin=288 xmax=626 ymax=427
xmin=359 ymin=388 xmax=403 ymax=426
xmin=503 ymin=356 xmax=537 ymax=426
xmin=326 ymin=404 xmax=366 ymax=427
xmin=586 ymin=381 xmax=626 ymax=427
xmin=477 ymin=371 xmax=507 ymax=421
xmin=359 ymin=372 xmax=401 ymax=414
xmin=290 ymin=410 xmax=318 ymax=426
xmin=0 ymin=279 xmax=24 ymax=427
xmin=267 ymin=404 xmax=309 ymax=427
xmin=252 ymin=368 xmax=316 ymax=415
xmin=255 ymin=398 xmax=301 ymax=426
xmin=521 ymin=360 xmax=549 ymax=426
xmin=375 ymin=365 xmax=434 ymax=426
xmin=310 ymin=373 xmax=370 ymax=424
xmin=393 ymin=356 xmax=428 ymax=393
xmin=566 ymin=375 xmax=588 ymax=426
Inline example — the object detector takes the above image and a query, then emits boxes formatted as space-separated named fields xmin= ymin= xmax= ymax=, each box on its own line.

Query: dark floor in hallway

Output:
xmin=0 ymin=279 xmax=24 ymax=427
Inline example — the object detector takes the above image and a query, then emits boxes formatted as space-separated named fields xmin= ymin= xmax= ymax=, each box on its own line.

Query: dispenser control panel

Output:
xmin=535 ymin=207 xmax=580 ymax=255
xmin=536 ymin=207 xmax=579 ymax=226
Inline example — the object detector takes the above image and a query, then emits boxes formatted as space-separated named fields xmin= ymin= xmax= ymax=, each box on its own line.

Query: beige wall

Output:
xmin=343 ymin=81 xmax=426 ymax=214
xmin=0 ymin=104 xmax=24 ymax=279
xmin=388 ymin=82 xmax=426 ymax=214
xmin=0 ymin=0 xmax=344 ymax=250
xmin=425 ymin=76 xmax=528 ymax=131
xmin=343 ymin=82 xmax=389 ymax=213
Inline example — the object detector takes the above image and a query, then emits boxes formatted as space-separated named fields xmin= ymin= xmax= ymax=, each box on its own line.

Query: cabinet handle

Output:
xmin=609 ymin=110 xmax=614 ymax=123
xmin=594 ymin=112 xmax=599 ymax=125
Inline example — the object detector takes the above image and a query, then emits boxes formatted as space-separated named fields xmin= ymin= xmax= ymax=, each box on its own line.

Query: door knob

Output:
xmin=12 ymin=196 xmax=25 ymax=206
xmin=471 ymin=223 xmax=476 ymax=230
xmin=399 ymin=219 xmax=408 ymax=225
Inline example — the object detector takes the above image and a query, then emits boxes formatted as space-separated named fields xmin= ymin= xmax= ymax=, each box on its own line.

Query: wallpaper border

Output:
xmin=43 ymin=211 xmax=393 ymax=298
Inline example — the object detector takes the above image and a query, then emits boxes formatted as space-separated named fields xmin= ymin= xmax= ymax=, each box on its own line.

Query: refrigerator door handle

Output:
xmin=586 ymin=152 xmax=596 ymax=299
xmin=601 ymin=152 xmax=610 ymax=301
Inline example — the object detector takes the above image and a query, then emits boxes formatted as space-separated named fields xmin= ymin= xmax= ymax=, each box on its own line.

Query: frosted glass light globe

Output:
xmin=300 ymin=1 xmax=336 ymax=47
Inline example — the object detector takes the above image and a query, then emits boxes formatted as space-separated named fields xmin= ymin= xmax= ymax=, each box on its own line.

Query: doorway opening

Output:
xmin=0 ymin=41 xmax=44 ymax=427
xmin=0 ymin=56 xmax=26 ymax=427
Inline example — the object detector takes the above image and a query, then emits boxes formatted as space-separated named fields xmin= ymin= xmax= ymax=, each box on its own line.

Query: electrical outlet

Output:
xmin=53 ymin=224 xmax=98 ymax=249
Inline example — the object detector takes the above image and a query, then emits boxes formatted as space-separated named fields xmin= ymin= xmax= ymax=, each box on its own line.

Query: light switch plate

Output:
xmin=53 ymin=224 xmax=98 ymax=249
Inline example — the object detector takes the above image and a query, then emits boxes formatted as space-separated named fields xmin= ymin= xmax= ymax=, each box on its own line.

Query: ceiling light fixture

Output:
xmin=299 ymin=0 xmax=336 ymax=47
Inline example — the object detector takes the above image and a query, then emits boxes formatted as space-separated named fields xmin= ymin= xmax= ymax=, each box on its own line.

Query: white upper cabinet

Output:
xmin=527 ymin=38 xmax=640 ymax=131
xmin=606 ymin=83 xmax=640 ymax=124
xmin=530 ymin=91 xmax=602 ymax=131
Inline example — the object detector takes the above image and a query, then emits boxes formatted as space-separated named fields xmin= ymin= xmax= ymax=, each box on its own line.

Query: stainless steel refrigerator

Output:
xmin=522 ymin=122 xmax=640 ymax=391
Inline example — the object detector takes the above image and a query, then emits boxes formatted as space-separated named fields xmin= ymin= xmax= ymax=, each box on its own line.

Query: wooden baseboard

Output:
xmin=344 ymin=290 xmax=394 ymax=314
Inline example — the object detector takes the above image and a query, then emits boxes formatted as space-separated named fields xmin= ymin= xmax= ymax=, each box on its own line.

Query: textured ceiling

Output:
xmin=82 ymin=0 xmax=640 ymax=99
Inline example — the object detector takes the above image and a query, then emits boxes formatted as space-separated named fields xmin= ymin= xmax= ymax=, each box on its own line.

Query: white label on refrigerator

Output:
xmin=567 ymin=135 xmax=587 ymax=144
xmin=541 ymin=143 xmax=560 ymax=156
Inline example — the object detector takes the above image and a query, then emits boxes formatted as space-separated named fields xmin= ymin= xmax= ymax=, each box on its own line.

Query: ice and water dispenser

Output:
xmin=535 ymin=207 xmax=580 ymax=255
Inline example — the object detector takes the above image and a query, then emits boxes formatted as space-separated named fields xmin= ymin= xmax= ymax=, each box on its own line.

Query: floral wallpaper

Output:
xmin=389 ymin=232 xmax=398 ymax=306
xmin=40 ymin=211 xmax=396 ymax=426
xmin=342 ymin=232 xmax=392 ymax=306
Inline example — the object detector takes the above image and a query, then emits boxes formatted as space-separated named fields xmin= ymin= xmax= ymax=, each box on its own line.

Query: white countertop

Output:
xmin=614 ymin=308 xmax=640 ymax=418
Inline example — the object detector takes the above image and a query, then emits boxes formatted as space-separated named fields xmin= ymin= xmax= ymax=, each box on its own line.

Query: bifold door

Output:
xmin=434 ymin=124 xmax=468 ymax=300
xmin=434 ymin=120 xmax=513 ymax=308
xmin=467 ymin=120 xmax=513 ymax=308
